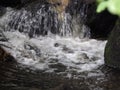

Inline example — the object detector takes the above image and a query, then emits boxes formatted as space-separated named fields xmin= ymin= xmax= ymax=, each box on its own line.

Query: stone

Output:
xmin=0 ymin=0 xmax=21 ymax=7
xmin=49 ymin=63 xmax=67 ymax=72
xmin=0 ymin=0 xmax=38 ymax=8
xmin=87 ymin=10 xmax=118 ymax=39
xmin=104 ymin=18 xmax=120 ymax=68
xmin=84 ymin=2 xmax=118 ymax=39
xmin=0 ymin=46 xmax=15 ymax=62
xmin=0 ymin=6 xmax=6 ymax=17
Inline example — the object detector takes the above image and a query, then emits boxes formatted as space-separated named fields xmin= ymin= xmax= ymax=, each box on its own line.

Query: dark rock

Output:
xmin=84 ymin=2 xmax=118 ymax=39
xmin=0 ymin=0 xmax=39 ymax=8
xmin=54 ymin=43 xmax=60 ymax=47
xmin=4 ymin=54 xmax=15 ymax=62
xmin=49 ymin=63 xmax=67 ymax=72
xmin=62 ymin=45 xmax=74 ymax=53
xmin=0 ymin=46 xmax=15 ymax=62
xmin=0 ymin=0 xmax=21 ymax=7
xmin=0 ymin=33 xmax=8 ymax=41
xmin=86 ymin=10 xmax=118 ymax=39
xmin=67 ymin=0 xmax=118 ymax=39
xmin=104 ymin=18 xmax=120 ymax=68
xmin=0 ymin=6 xmax=6 ymax=17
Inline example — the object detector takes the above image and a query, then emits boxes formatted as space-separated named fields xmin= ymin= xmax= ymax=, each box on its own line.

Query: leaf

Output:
xmin=107 ymin=0 xmax=120 ymax=16
xmin=96 ymin=0 xmax=120 ymax=16
xmin=96 ymin=1 xmax=108 ymax=13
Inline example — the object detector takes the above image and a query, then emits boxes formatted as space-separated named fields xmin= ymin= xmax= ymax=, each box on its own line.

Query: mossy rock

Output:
xmin=104 ymin=18 xmax=120 ymax=68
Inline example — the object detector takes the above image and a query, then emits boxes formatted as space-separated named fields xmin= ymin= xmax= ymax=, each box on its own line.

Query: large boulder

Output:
xmin=84 ymin=1 xmax=118 ymax=39
xmin=86 ymin=10 xmax=118 ymax=39
xmin=104 ymin=18 xmax=120 ymax=68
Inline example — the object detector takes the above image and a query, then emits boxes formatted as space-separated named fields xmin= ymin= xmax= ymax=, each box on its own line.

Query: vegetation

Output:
xmin=97 ymin=0 xmax=120 ymax=16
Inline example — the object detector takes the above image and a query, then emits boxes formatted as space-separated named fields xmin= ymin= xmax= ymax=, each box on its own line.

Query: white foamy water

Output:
xmin=1 ymin=31 xmax=106 ymax=73
xmin=0 ymin=7 xmax=107 ymax=77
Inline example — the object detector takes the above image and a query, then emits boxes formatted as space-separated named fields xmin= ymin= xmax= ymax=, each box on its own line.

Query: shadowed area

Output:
xmin=1 ymin=61 xmax=120 ymax=90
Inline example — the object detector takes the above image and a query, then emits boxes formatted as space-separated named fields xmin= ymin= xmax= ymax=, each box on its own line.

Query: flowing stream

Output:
xmin=0 ymin=3 xmax=120 ymax=90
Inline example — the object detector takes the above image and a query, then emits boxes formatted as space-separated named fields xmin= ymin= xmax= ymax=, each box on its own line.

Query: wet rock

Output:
xmin=0 ymin=0 xmax=39 ymax=8
xmin=87 ymin=10 xmax=118 ymax=39
xmin=49 ymin=63 xmax=67 ymax=72
xmin=0 ymin=6 xmax=6 ymax=17
xmin=91 ymin=56 xmax=99 ymax=61
xmin=0 ymin=46 xmax=15 ymax=62
xmin=0 ymin=29 xmax=14 ymax=62
xmin=49 ymin=58 xmax=59 ymax=63
xmin=0 ymin=0 xmax=21 ymax=7
xmin=76 ymin=53 xmax=89 ymax=64
xmin=62 ymin=45 xmax=74 ymax=53
xmin=0 ymin=32 xmax=8 ymax=41
xmin=24 ymin=43 xmax=41 ymax=57
xmin=83 ymin=1 xmax=118 ymax=39
xmin=104 ymin=18 xmax=120 ymax=68
xmin=77 ymin=53 xmax=89 ymax=59
xmin=54 ymin=43 xmax=60 ymax=47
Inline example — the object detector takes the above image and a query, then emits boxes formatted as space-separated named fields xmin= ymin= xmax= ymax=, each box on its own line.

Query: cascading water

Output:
xmin=4 ymin=9 xmax=89 ymax=38
xmin=2 ymin=1 xmax=118 ymax=90
xmin=0 ymin=1 xmax=106 ymax=78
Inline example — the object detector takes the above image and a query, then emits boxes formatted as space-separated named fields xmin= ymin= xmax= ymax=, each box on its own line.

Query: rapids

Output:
xmin=0 ymin=7 xmax=106 ymax=77
xmin=2 ymin=3 xmax=120 ymax=90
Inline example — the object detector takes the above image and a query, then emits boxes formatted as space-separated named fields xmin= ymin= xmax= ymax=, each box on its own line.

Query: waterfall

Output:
xmin=2 ymin=1 xmax=90 ymax=38
xmin=1 ymin=1 xmax=119 ymax=90
xmin=0 ymin=1 xmax=106 ymax=76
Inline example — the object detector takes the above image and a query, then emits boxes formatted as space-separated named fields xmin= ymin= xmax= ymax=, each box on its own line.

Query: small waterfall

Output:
xmin=0 ymin=1 xmax=106 ymax=76
xmin=0 ymin=1 xmax=118 ymax=90
xmin=3 ymin=1 xmax=90 ymax=38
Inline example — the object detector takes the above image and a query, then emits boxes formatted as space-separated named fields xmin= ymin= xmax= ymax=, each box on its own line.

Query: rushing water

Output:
xmin=0 ymin=7 xmax=106 ymax=74
xmin=0 ymin=4 xmax=120 ymax=90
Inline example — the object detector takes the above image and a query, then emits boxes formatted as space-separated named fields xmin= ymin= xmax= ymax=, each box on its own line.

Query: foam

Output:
xmin=3 ymin=31 xmax=106 ymax=73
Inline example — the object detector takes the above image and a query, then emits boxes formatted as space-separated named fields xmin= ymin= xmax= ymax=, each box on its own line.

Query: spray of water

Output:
xmin=0 ymin=4 xmax=106 ymax=77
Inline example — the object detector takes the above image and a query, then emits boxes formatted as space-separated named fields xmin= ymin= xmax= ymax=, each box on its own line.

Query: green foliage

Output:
xmin=97 ymin=0 xmax=120 ymax=16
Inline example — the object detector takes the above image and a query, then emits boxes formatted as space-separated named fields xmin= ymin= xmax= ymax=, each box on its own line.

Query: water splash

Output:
xmin=0 ymin=4 xmax=106 ymax=77
xmin=1 ymin=30 xmax=106 ymax=75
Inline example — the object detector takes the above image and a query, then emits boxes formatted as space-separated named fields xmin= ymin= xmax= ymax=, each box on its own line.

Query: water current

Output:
xmin=0 ymin=5 xmax=120 ymax=90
